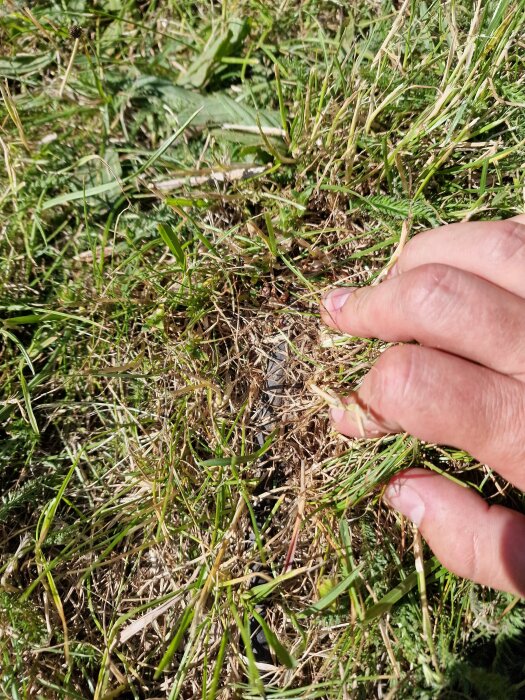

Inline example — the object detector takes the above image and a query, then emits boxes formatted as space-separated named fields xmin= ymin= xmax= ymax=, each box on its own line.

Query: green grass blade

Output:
xmin=18 ymin=366 xmax=39 ymax=434
xmin=299 ymin=565 xmax=364 ymax=617
xmin=154 ymin=606 xmax=195 ymax=679
xmin=363 ymin=557 xmax=441 ymax=623
xmin=251 ymin=609 xmax=297 ymax=669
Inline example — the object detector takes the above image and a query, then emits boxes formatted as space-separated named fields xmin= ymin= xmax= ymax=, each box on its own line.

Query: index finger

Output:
xmin=394 ymin=215 xmax=525 ymax=298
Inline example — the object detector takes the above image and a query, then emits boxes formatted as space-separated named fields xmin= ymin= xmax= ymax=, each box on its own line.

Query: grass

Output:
xmin=1 ymin=0 xmax=525 ymax=697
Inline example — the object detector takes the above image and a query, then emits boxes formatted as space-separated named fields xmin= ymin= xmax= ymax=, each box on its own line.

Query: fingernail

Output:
xmin=329 ymin=406 xmax=345 ymax=423
xmin=322 ymin=287 xmax=355 ymax=314
xmin=384 ymin=480 xmax=425 ymax=527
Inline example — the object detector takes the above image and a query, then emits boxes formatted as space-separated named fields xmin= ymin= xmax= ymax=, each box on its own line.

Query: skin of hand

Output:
xmin=321 ymin=215 xmax=525 ymax=597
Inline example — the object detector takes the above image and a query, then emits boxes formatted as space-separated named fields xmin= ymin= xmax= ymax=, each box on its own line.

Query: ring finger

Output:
xmin=329 ymin=344 xmax=525 ymax=491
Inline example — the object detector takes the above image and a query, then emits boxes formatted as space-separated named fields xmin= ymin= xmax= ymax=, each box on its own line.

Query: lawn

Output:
xmin=1 ymin=0 xmax=525 ymax=697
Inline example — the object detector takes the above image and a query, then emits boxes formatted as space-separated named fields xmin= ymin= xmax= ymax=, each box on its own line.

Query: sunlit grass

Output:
xmin=1 ymin=1 xmax=525 ymax=697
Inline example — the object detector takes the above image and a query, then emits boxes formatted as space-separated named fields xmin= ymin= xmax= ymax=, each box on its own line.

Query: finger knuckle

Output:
xmin=463 ymin=528 xmax=484 ymax=583
xmin=374 ymin=344 xmax=419 ymax=408
xmin=401 ymin=263 xmax=458 ymax=322
xmin=487 ymin=221 xmax=525 ymax=264
xmin=492 ymin=381 xmax=525 ymax=463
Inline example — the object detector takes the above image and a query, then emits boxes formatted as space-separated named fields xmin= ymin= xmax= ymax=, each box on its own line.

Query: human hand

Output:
xmin=321 ymin=216 xmax=525 ymax=596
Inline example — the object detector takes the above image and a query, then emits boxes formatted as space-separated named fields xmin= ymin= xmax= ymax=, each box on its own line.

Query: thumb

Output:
xmin=384 ymin=468 xmax=525 ymax=597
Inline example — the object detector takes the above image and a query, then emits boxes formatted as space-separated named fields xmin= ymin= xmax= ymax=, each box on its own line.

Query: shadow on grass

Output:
xmin=438 ymin=620 xmax=525 ymax=700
